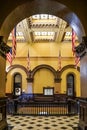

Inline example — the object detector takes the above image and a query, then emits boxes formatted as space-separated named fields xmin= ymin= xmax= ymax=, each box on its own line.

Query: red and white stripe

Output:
xmin=6 ymin=49 xmax=12 ymax=66
xmin=72 ymin=29 xmax=80 ymax=68
xmin=12 ymin=27 xmax=16 ymax=59
xmin=27 ymin=50 xmax=30 ymax=71
xmin=72 ymin=29 xmax=76 ymax=55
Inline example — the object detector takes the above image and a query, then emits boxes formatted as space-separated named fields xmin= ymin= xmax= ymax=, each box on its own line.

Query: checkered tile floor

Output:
xmin=7 ymin=115 xmax=79 ymax=130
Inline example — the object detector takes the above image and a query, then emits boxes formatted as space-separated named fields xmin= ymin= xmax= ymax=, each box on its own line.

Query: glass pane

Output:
xmin=15 ymin=74 xmax=21 ymax=83
xmin=67 ymin=74 xmax=74 ymax=96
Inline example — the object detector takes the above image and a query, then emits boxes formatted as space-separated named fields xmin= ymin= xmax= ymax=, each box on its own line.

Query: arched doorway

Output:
xmin=0 ymin=0 xmax=85 ymax=42
xmin=67 ymin=73 xmax=75 ymax=97
xmin=0 ymin=1 xmax=85 ymax=97
xmin=13 ymin=73 xmax=22 ymax=96
xmin=0 ymin=1 xmax=87 ymax=130
xmin=0 ymin=1 xmax=86 ymax=97
xmin=0 ymin=1 xmax=85 ymax=98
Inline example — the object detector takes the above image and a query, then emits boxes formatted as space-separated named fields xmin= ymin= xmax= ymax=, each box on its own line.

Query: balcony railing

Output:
xmin=78 ymin=99 xmax=87 ymax=130
xmin=12 ymin=98 xmax=79 ymax=116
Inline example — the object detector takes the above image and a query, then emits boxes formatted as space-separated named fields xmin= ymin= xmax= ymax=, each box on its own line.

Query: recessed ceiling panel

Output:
xmin=8 ymin=14 xmax=78 ymax=43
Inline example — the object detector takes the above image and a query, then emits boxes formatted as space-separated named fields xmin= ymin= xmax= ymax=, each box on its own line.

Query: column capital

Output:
xmin=26 ymin=78 xmax=33 ymax=82
xmin=54 ymin=78 xmax=61 ymax=83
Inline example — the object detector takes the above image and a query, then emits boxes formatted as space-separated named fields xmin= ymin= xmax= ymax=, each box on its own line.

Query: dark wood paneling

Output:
xmin=0 ymin=97 xmax=8 ymax=129
xmin=80 ymin=54 xmax=87 ymax=97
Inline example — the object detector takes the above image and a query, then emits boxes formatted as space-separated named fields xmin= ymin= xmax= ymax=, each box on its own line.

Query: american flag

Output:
xmin=27 ymin=50 xmax=30 ymax=71
xmin=72 ymin=29 xmax=80 ymax=68
xmin=75 ymin=56 xmax=80 ymax=69
xmin=6 ymin=48 xmax=12 ymax=66
xmin=58 ymin=50 xmax=61 ymax=71
xmin=12 ymin=27 xmax=16 ymax=59
xmin=72 ymin=29 xmax=76 ymax=55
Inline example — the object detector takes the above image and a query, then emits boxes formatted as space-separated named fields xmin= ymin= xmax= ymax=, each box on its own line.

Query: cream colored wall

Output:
xmin=6 ymin=41 xmax=80 ymax=96
xmin=6 ymin=41 xmax=77 ymax=69
xmin=33 ymin=68 xmax=55 ymax=94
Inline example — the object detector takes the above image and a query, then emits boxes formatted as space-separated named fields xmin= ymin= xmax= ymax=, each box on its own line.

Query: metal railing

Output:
xmin=12 ymin=99 xmax=79 ymax=116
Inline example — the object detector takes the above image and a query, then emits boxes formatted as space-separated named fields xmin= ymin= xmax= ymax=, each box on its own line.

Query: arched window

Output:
xmin=13 ymin=73 xmax=22 ymax=96
xmin=67 ymin=74 xmax=75 ymax=97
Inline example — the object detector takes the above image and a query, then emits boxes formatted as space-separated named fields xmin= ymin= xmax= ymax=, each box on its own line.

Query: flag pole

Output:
xmin=72 ymin=29 xmax=75 ymax=56
xmin=27 ymin=49 xmax=30 ymax=72
xmin=12 ymin=27 xmax=16 ymax=60
xmin=6 ymin=27 xmax=16 ymax=66
xmin=58 ymin=49 xmax=61 ymax=71
xmin=26 ymin=49 xmax=33 ymax=96
xmin=26 ymin=49 xmax=32 ymax=79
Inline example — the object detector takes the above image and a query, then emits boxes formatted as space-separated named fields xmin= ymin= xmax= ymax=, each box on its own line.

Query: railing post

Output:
xmin=77 ymin=100 xmax=80 ymax=114
xmin=78 ymin=99 xmax=87 ymax=130
xmin=14 ymin=99 xmax=18 ymax=114
xmin=68 ymin=99 xmax=71 ymax=115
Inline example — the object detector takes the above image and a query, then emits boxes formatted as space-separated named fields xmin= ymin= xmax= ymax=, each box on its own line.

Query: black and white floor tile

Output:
xmin=7 ymin=115 xmax=79 ymax=130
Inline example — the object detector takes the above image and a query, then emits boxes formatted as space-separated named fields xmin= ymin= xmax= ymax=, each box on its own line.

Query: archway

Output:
xmin=0 ymin=0 xmax=85 ymax=42
xmin=0 ymin=1 xmax=87 ymax=130
xmin=6 ymin=64 xmax=27 ymax=75
xmin=32 ymin=64 xmax=56 ymax=78
xmin=13 ymin=72 xmax=22 ymax=96
xmin=31 ymin=64 xmax=56 ymax=94
xmin=67 ymin=73 xmax=75 ymax=97
xmin=2 ymin=0 xmax=84 ymax=97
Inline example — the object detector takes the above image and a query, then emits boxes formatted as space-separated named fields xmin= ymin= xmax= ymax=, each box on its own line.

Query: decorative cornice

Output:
xmin=11 ymin=56 xmax=76 ymax=60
